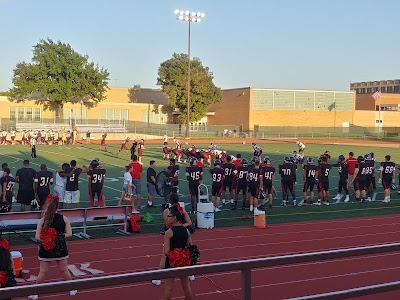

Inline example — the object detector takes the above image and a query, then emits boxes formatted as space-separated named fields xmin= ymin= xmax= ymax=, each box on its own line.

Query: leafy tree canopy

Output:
xmin=157 ymin=52 xmax=221 ymax=123
xmin=9 ymin=38 xmax=109 ymax=108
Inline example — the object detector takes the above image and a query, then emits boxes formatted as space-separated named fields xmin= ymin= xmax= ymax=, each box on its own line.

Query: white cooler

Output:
xmin=196 ymin=202 xmax=214 ymax=229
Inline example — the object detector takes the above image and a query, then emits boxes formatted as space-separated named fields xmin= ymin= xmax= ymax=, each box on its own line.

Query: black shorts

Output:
xmin=236 ymin=182 xmax=248 ymax=195
xmin=382 ymin=178 xmax=392 ymax=190
xmin=223 ymin=178 xmax=234 ymax=191
xmin=263 ymin=182 xmax=273 ymax=195
xmin=319 ymin=181 xmax=330 ymax=192
xmin=1 ymin=192 xmax=13 ymax=204
xmin=189 ymin=183 xmax=200 ymax=197
xmin=366 ymin=176 xmax=373 ymax=190
xmin=303 ymin=181 xmax=315 ymax=192
xmin=17 ymin=189 xmax=36 ymax=205
xmin=248 ymin=185 xmax=259 ymax=198
xmin=38 ymin=191 xmax=50 ymax=207
xmin=90 ymin=188 xmax=104 ymax=201
xmin=281 ymin=180 xmax=294 ymax=193
xmin=354 ymin=178 xmax=366 ymax=191
xmin=211 ymin=184 xmax=223 ymax=197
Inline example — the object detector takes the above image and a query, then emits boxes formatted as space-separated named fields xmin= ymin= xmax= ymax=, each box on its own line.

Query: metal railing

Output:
xmin=2 ymin=243 xmax=400 ymax=299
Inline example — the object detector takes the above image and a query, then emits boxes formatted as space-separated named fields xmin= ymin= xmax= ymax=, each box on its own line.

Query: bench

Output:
xmin=0 ymin=206 xmax=131 ymax=240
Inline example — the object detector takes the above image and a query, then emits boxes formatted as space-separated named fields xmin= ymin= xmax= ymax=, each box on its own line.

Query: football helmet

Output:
xmin=189 ymin=157 xmax=198 ymax=165
xmin=390 ymin=183 xmax=397 ymax=191
xmin=263 ymin=156 xmax=271 ymax=164
xmin=241 ymin=158 xmax=248 ymax=167
xmin=357 ymin=155 xmax=365 ymax=163
xmin=251 ymin=156 xmax=259 ymax=164
xmin=90 ymin=159 xmax=100 ymax=169
xmin=338 ymin=155 xmax=345 ymax=161
xmin=283 ymin=156 xmax=290 ymax=163
xmin=214 ymin=159 xmax=222 ymax=166
xmin=307 ymin=157 xmax=314 ymax=164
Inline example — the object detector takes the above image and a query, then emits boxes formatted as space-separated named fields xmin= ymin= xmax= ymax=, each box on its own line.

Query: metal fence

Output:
xmin=2 ymin=243 xmax=400 ymax=299
xmin=2 ymin=116 xmax=400 ymax=139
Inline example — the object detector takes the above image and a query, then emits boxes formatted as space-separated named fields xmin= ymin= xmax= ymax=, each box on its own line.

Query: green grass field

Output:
xmin=1 ymin=141 xmax=400 ymax=238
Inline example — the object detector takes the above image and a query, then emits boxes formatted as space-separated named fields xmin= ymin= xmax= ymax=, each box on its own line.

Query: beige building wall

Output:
xmin=208 ymin=87 xmax=251 ymax=130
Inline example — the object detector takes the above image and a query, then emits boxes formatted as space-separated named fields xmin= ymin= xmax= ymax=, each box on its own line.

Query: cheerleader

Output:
xmin=0 ymin=238 xmax=17 ymax=300
xmin=28 ymin=194 xmax=75 ymax=299
xmin=160 ymin=206 xmax=194 ymax=300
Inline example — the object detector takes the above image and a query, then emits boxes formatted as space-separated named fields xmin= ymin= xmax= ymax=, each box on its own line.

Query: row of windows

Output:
xmin=355 ymin=86 xmax=400 ymax=94
xmin=251 ymin=89 xmax=354 ymax=111
xmin=10 ymin=107 xmax=128 ymax=122
xmin=10 ymin=107 xmax=41 ymax=122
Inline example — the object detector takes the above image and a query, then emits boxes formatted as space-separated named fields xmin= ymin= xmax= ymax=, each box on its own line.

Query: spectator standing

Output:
xmin=30 ymin=136 xmax=37 ymax=159
xmin=138 ymin=139 xmax=145 ymax=162
xmin=15 ymin=160 xmax=37 ymax=212
xmin=146 ymin=160 xmax=157 ymax=207
xmin=10 ymin=129 xmax=16 ymax=145
xmin=118 ymin=165 xmax=138 ymax=213
xmin=129 ymin=155 xmax=143 ymax=209
xmin=29 ymin=195 xmax=75 ymax=299
xmin=86 ymin=131 xmax=91 ymax=144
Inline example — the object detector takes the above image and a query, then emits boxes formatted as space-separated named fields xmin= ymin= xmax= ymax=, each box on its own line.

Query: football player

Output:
xmin=278 ymin=157 xmax=297 ymax=206
xmin=379 ymin=155 xmax=396 ymax=203
xmin=235 ymin=158 xmax=249 ymax=209
xmin=116 ymin=137 xmax=130 ymax=155
xmin=221 ymin=155 xmax=237 ymax=207
xmin=247 ymin=157 xmax=261 ymax=212
xmin=332 ymin=155 xmax=350 ymax=203
xmin=301 ymin=157 xmax=317 ymax=206
xmin=34 ymin=164 xmax=54 ymax=209
xmin=210 ymin=159 xmax=224 ymax=212
xmin=296 ymin=140 xmax=306 ymax=155
xmin=185 ymin=157 xmax=203 ymax=213
xmin=317 ymin=156 xmax=332 ymax=205
xmin=88 ymin=160 xmax=106 ymax=207
xmin=259 ymin=156 xmax=275 ymax=209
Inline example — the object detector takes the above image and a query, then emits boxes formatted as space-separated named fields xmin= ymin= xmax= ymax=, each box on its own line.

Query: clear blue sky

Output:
xmin=1 ymin=0 xmax=399 ymax=92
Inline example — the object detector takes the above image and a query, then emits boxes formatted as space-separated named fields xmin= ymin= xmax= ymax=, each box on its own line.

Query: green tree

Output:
xmin=9 ymin=38 xmax=109 ymax=113
xmin=157 ymin=52 xmax=221 ymax=123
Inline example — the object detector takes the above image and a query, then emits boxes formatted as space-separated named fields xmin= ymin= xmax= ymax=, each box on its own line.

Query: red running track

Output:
xmin=13 ymin=214 xmax=400 ymax=300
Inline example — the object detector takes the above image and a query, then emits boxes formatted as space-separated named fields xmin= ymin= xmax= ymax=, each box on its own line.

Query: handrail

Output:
xmin=286 ymin=281 xmax=400 ymax=300
xmin=2 ymin=242 xmax=400 ymax=299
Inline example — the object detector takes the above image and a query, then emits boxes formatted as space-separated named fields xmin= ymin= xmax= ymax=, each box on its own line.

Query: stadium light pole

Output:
xmin=174 ymin=9 xmax=205 ymax=138
xmin=80 ymin=100 xmax=83 ymax=124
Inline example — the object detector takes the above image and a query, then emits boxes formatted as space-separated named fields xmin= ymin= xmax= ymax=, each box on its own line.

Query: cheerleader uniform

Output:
xmin=38 ymin=213 xmax=69 ymax=261
xmin=165 ymin=226 xmax=189 ymax=269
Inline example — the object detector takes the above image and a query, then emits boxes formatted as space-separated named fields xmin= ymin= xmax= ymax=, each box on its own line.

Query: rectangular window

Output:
xmin=10 ymin=107 xmax=16 ymax=121
xmin=18 ymin=108 xmax=24 ymax=121
xmin=34 ymin=108 xmax=41 ymax=122
xmin=100 ymin=109 xmax=128 ymax=122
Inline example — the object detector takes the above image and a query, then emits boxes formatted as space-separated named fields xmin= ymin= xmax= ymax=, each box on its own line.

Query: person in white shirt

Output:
xmin=31 ymin=137 xmax=37 ymax=158
xmin=54 ymin=163 xmax=69 ymax=209
xmin=296 ymin=140 xmax=306 ymax=155
xmin=163 ymin=135 xmax=168 ymax=146
xmin=10 ymin=129 xmax=16 ymax=145
xmin=118 ymin=165 xmax=137 ymax=213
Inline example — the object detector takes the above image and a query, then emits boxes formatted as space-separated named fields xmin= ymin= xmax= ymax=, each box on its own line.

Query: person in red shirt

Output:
xmin=346 ymin=152 xmax=357 ymax=178
xmin=129 ymin=154 xmax=143 ymax=209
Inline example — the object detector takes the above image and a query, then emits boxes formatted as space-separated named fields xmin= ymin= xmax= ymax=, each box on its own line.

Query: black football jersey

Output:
xmin=380 ymin=161 xmax=395 ymax=180
xmin=88 ymin=168 xmax=106 ymax=189
xmin=65 ymin=167 xmax=82 ymax=191
xmin=0 ymin=176 xmax=15 ymax=196
xmin=279 ymin=163 xmax=296 ymax=181
xmin=247 ymin=166 xmax=260 ymax=186
xmin=185 ymin=165 xmax=203 ymax=184
xmin=303 ymin=164 xmax=318 ymax=181
xmin=356 ymin=162 xmax=369 ymax=179
xmin=168 ymin=165 xmax=180 ymax=180
xmin=261 ymin=165 xmax=275 ymax=183
xmin=236 ymin=166 xmax=248 ymax=184
xmin=210 ymin=167 xmax=224 ymax=185
xmin=36 ymin=170 xmax=53 ymax=194
xmin=222 ymin=163 xmax=236 ymax=180
xmin=318 ymin=164 xmax=332 ymax=181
